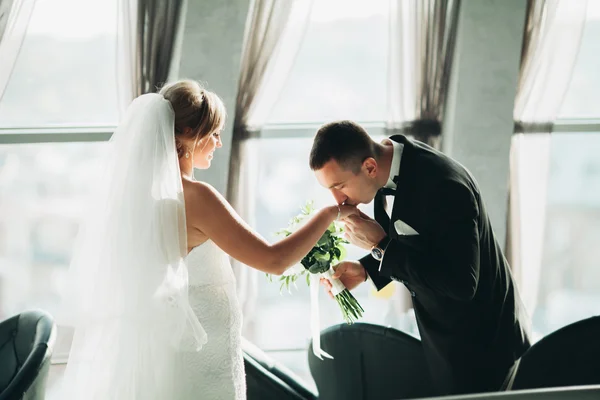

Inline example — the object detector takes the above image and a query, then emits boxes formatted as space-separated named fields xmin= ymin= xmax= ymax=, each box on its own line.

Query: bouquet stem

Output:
xmin=334 ymin=289 xmax=364 ymax=324
xmin=321 ymin=267 xmax=364 ymax=324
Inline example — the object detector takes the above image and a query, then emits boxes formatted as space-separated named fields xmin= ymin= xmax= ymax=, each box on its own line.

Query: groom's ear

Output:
xmin=363 ymin=157 xmax=378 ymax=177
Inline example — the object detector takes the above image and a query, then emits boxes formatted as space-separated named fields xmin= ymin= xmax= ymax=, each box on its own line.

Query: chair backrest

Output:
xmin=0 ymin=309 xmax=56 ymax=400
xmin=243 ymin=338 xmax=317 ymax=400
xmin=506 ymin=316 xmax=600 ymax=391
xmin=308 ymin=323 xmax=434 ymax=400
xmin=421 ymin=385 xmax=600 ymax=400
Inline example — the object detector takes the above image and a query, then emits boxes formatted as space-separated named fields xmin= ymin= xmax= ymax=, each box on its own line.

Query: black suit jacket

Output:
xmin=360 ymin=135 xmax=530 ymax=396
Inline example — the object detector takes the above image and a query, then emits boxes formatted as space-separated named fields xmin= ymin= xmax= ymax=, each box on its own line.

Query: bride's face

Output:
xmin=192 ymin=130 xmax=223 ymax=169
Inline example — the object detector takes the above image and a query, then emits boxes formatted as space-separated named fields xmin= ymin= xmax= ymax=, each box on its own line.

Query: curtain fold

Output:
xmin=0 ymin=0 xmax=36 ymax=103
xmin=386 ymin=0 xmax=460 ymax=148
xmin=226 ymin=0 xmax=313 ymax=339
xmin=506 ymin=0 xmax=588 ymax=329
xmin=384 ymin=0 xmax=460 ymax=314
xmin=117 ymin=0 xmax=187 ymax=112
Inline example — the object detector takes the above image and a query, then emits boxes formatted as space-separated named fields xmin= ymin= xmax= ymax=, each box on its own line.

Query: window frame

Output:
xmin=0 ymin=126 xmax=114 ymax=144
xmin=2 ymin=119 xmax=597 ymax=145
xmin=552 ymin=119 xmax=600 ymax=133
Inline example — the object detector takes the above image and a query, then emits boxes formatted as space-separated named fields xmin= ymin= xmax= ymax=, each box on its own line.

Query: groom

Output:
xmin=311 ymin=120 xmax=530 ymax=396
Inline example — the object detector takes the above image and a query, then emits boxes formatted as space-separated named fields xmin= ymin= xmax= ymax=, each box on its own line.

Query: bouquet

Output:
xmin=267 ymin=201 xmax=364 ymax=325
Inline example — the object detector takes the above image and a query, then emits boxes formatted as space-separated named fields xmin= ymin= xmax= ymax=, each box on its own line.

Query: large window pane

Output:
xmin=0 ymin=0 xmax=119 ymax=128
xmin=533 ymin=132 xmax=600 ymax=335
xmin=0 ymin=142 xmax=107 ymax=358
xmin=266 ymin=0 xmax=389 ymax=123
xmin=558 ymin=1 xmax=600 ymax=119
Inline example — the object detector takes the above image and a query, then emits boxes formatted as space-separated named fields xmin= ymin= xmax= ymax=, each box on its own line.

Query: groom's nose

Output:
xmin=331 ymin=189 xmax=347 ymax=205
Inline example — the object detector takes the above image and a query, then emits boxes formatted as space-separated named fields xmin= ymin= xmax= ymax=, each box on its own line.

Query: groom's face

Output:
xmin=315 ymin=158 xmax=379 ymax=206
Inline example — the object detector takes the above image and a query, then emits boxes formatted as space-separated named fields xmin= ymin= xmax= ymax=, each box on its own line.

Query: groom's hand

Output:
xmin=320 ymin=261 xmax=366 ymax=298
xmin=342 ymin=212 xmax=386 ymax=251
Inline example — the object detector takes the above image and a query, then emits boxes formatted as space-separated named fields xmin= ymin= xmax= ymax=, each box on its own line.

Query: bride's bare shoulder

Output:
xmin=183 ymin=179 xmax=228 ymax=212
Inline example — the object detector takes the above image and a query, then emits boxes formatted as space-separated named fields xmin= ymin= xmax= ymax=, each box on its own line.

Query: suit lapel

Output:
xmin=374 ymin=190 xmax=390 ymax=229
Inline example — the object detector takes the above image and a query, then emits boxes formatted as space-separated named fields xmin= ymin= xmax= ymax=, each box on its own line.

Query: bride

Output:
xmin=60 ymin=79 xmax=357 ymax=399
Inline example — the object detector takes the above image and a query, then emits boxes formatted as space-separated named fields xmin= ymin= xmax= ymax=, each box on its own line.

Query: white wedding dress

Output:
xmin=176 ymin=239 xmax=247 ymax=399
xmin=60 ymin=94 xmax=247 ymax=399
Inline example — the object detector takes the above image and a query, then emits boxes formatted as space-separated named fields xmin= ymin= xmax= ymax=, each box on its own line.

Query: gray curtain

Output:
xmin=226 ymin=0 xmax=312 ymax=340
xmin=0 ymin=0 xmax=36 ymax=103
xmin=384 ymin=0 xmax=461 ymax=315
xmin=226 ymin=0 xmax=295 ymax=209
xmin=0 ymin=0 xmax=15 ymax=41
xmin=387 ymin=0 xmax=461 ymax=148
xmin=117 ymin=0 xmax=187 ymax=111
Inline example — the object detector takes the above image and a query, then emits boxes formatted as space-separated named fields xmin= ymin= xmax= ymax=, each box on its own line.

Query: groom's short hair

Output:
xmin=310 ymin=120 xmax=378 ymax=174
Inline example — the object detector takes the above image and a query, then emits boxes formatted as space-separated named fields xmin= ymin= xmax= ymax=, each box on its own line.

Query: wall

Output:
xmin=442 ymin=0 xmax=527 ymax=248
xmin=178 ymin=0 xmax=250 ymax=194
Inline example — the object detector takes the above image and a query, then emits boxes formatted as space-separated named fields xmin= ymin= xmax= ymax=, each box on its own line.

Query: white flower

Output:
xmin=288 ymin=213 xmax=311 ymax=233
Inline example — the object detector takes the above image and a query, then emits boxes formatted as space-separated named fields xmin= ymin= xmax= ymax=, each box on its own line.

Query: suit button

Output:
xmin=411 ymin=291 xmax=416 ymax=297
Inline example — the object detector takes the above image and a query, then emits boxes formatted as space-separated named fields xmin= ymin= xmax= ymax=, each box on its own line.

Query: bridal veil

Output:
xmin=60 ymin=93 xmax=206 ymax=399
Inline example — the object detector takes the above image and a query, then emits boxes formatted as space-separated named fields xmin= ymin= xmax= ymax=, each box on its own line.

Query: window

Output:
xmin=0 ymin=0 xmax=119 ymax=128
xmin=0 ymin=142 xmax=108 ymax=359
xmin=531 ymin=1 xmax=600 ymax=338
xmin=247 ymin=0 xmax=401 ymax=385
xmin=266 ymin=0 xmax=389 ymax=124
xmin=0 ymin=0 xmax=118 ymax=362
xmin=534 ymin=132 xmax=600 ymax=335
xmin=557 ymin=1 xmax=600 ymax=119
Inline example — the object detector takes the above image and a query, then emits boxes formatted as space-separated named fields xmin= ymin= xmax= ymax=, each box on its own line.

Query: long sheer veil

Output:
xmin=60 ymin=93 xmax=207 ymax=399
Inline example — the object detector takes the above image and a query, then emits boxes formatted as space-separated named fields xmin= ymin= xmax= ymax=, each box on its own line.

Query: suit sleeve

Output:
xmin=359 ymin=252 xmax=392 ymax=290
xmin=377 ymin=181 xmax=481 ymax=301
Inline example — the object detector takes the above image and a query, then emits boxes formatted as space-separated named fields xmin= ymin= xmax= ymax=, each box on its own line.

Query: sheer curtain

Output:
xmin=116 ymin=0 xmax=187 ymax=111
xmin=0 ymin=0 xmax=36 ymax=103
xmin=507 ymin=0 xmax=588 ymax=330
xmin=385 ymin=0 xmax=460 ymax=316
xmin=226 ymin=0 xmax=313 ymax=339
xmin=387 ymin=0 xmax=460 ymax=148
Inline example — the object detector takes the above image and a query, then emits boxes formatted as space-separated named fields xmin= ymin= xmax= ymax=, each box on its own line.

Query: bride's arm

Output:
xmin=186 ymin=181 xmax=355 ymax=275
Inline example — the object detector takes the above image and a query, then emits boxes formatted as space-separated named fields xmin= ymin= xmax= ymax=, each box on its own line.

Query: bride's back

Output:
xmin=177 ymin=232 xmax=246 ymax=399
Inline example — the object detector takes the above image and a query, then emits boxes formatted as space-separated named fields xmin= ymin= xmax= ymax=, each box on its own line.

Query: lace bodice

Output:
xmin=177 ymin=240 xmax=246 ymax=399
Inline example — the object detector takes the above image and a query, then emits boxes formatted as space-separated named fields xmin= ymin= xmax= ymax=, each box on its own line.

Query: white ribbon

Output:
xmin=322 ymin=267 xmax=345 ymax=296
xmin=309 ymin=266 xmax=346 ymax=360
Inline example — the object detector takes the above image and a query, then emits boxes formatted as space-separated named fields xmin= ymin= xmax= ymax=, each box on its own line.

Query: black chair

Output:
xmin=0 ymin=310 xmax=57 ymax=400
xmin=308 ymin=323 xmax=434 ymax=400
xmin=243 ymin=338 xmax=318 ymax=400
xmin=504 ymin=316 xmax=600 ymax=391
xmin=421 ymin=385 xmax=600 ymax=400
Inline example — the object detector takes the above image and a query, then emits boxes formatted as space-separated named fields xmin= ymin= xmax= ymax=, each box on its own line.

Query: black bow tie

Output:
xmin=379 ymin=186 xmax=396 ymax=196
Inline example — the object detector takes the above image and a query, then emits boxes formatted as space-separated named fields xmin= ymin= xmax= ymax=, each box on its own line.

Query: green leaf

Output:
xmin=308 ymin=262 xmax=324 ymax=274
xmin=338 ymin=244 xmax=347 ymax=261
xmin=332 ymin=247 xmax=341 ymax=259
xmin=317 ymin=230 xmax=331 ymax=246
xmin=313 ymin=252 xmax=330 ymax=262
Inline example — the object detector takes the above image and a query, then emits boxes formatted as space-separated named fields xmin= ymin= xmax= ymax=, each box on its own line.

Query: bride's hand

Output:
xmin=335 ymin=204 xmax=359 ymax=220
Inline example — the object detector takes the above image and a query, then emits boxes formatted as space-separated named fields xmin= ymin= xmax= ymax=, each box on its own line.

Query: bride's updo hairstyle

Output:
xmin=159 ymin=80 xmax=226 ymax=158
